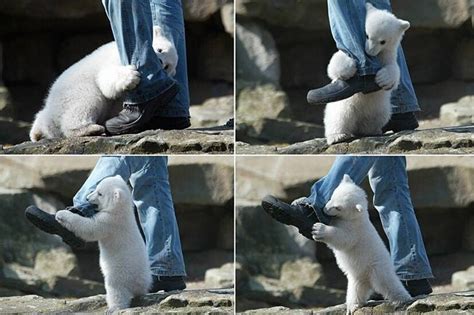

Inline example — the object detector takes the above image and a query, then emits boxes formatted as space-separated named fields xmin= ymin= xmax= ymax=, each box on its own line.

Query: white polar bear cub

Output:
xmin=30 ymin=26 xmax=178 ymax=142
xmin=312 ymin=175 xmax=411 ymax=315
xmin=55 ymin=176 xmax=152 ymax=312
xmin=324 ymin=3 xmax=411 ymax=145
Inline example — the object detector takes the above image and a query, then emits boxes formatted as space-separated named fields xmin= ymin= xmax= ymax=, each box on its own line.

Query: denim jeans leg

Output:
xmin=307 ymin=156 xmax=377 ymax=210
xmin=150 ymin=0 xmax=190 ymax=118
xmin=127 ymin=156 xmax=186 ymax=277
xmin=369 ymin=157 xmax=433 ymax=280
xmin=73 ymin=156 xmax=131 ymax=217
xmin=327 ymin=0 xmax=382 ymax=75
xmin=328 ymin=0 xmax=420 ymax=113
xmin=101 ymin=0 xmax=176 ymax=104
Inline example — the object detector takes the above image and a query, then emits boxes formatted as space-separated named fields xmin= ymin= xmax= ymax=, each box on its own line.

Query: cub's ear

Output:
xmin=366 ymin=3 xmax=376 ymax=12
xmin=342 ymin=174 xmax=354 ymax=183
xmin=113 ymin=188 xmax=122 ymax=201
xmin=399 ymin=19 xmax=410 ymax=32
xmin=355 ymin=204 xmax=364 ymax=212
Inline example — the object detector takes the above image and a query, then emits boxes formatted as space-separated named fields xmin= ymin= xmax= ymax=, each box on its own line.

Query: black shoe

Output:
xmin=25 ymin=206 xmax=86 ymax=249
xmin=225 ymin=118 xmax=234 ymax=128
xmin=144 ymin=116 xmax=191 ymax=131
xmin=369 ymin=279 xmax=432 ymax=300
xmin=261 ymin=195 xmax=332 ymax=240
xmin=403 ymin=279 xmax=432 ymax=297
xmin=105 ymin=83 xmax=179 ymax=135
xmin=149 ymin=276 xmax=186 ymax=293
xmin=382 ymin=112 xmax=419 ymax=133
xmin=307 ymin=75 xmax=381 ymax=105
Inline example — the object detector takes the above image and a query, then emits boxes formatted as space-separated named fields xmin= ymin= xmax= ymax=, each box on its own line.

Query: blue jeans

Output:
xmin=73 ymin=156 xmax=186 ymax=277
xmin=305 ymin=156 xmax=433 ymax=281
xmin=327 ymin=0 xmax=420 ymax=114
xmin=102 ymin=0 xmax=190 ymax=118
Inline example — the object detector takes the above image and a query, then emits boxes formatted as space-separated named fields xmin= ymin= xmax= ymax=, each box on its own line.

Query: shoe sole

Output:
xmin=25 ymin=206 xmax=86 ymax=249
xmin=261 ymin=196 xmax=313 ymax=240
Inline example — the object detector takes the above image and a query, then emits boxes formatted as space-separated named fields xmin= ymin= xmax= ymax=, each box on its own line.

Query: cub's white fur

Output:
xmin=324 ymin=3 xmax=410 ymax=145
xmin=312 ymin=175 xmax=411 ymax=315
xmin=56 ymin=176 xmax=152 ymax=311
xmin=30 ymin=26 xmax=178 ymax=142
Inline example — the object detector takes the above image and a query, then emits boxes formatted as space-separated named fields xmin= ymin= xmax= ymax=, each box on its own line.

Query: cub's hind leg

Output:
xmin=66 ymin=124 xmax=106 ymax=138
xmin=327 ymin=50 xmax=357 ymax=81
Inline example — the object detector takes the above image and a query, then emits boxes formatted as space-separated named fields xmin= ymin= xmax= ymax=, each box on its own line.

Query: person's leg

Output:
xmin=306 ymin=156 xmax=378 ymax=210
xmin=149 ymin=0 xmax=190 ymax=119
xmin=72 ymin=156 xmax=132 ymax=216
xmin=101 ymin=0 xmax=180 ymax=135
xmin=309 ymin=0 xmax=420 ymax=132
xmin=327 ymin=0 xmax=381 ymax=76
xmin=368 ymin=157 xmax=433 ymax=281
xmin=262 ymin=156 xmax=377 ymax=240
xmin=101 ymin=0 xmax=175 ymax=105
xmin=126 ymin=156 xmax=186 ymax=279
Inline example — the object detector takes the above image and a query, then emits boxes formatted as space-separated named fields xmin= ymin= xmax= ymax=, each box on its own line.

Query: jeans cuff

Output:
xmin=151 ymin=267 xmax=187 ymax=277
xmin=396 ymin=271 xmax=434 ymax=281
xmin=125 ymin=81 xmax=176 ymax=105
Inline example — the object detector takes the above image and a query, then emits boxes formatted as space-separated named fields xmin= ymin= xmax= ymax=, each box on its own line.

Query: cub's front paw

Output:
xmin=55 ymin=210 xmax=73 ymax=229
xmin=115 ymin=65 xmax=141 ymax=92
xmin=375 ymin=67 xmax=398 ymax=90
xmin=347 ymin=303 xmax=361 ymax=315
xmin=326 ymin=133 xmax=354 ymax=145
xmin=312 ymin=223 xmax=328 ymax=241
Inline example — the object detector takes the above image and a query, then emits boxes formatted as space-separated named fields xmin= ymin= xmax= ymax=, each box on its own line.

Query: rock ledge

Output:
xmin=0 ymin=288 xmax=234 ymax=314
xmin=237 ymin=126 xmax=474 ymax=154
xmin=1 ymin=128 xmax=234 ymax=154
xmin=241 ymin=291 xmax=474 ymax=314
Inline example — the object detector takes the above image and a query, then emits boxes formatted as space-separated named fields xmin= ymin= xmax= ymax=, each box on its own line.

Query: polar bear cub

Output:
xmin=324 ymin=3 xmax=411 ymax=145
xmin=30 ymin=26 xmax=178 ymax=142
xmin=312 ymin=175 xmax=411 ymax=314
xmin=56 ymin=176 xmax=152 ymax=311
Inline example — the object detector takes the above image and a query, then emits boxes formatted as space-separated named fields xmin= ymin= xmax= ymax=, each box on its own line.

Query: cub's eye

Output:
xmin=366 ymin=34 xmax=369 ymax=39
xmin=98 ymin=192 xmax=102 ymax=197
xmin=158 ymin=48 xmax=163 ymax=53
xmin=334 ymin=206 xmax=341 ymax=211
xmin=380 ymin=40 xmax=386 ymax=45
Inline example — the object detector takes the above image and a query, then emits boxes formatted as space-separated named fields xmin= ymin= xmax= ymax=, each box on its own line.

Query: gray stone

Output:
xmin=280 ymin=258 xmax=325 ymax=289
xmin=0 ymin=289 xmax=234 ymax=313
xmin=236 ymin=200 xmax=315 ymax=279
xmin=168 ymin=159 xmax=234 ymax=207
xmin=221 ymin=3 xmax=235 ymax=37
xmin=0 ymin=156 xmax=97 ymax=200
xmin=440 ymin=96 xmax=474 ymax=126
xmin=452 ymin=266 xmax=474 ymax=291
xmin=392 ymin=0 xmax=472 ymax=29
xmin=190 ymin=96 xmax=234 ymax=128
xmin=0 ymin=188 xmax=66 ymax=267
xmin=34 ymin=248 xmax=79 ymax=279
xmin=0 ymin=86 xmax=13 ymax=118
xmin=182 ymin=0 xmax=229 ymax=22
xmin=205 ymin=263 xmax=234 ymax=288
xmin=237 ymin=126 xmax=474 ymax=155
xmin=236 ymin=21 xmax=281 ymax=85
xmin=238 ymin=84 xmax=291 ymax=121
xmin=238 ymin=118 xmax=325 ymax=144
xmin=236 ymin=0 xmax=329 ymax=31
xmin=236 ymin=0 xmax=471 ymax=30
xmin=1 ymin=128 xmax=234 ymax=154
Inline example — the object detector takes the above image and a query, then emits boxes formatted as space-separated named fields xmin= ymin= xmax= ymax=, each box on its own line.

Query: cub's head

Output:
xmin=365 ymin=3 xmax=410 ymax=56
xmin=86 ymin=175 xmax=131 ymax=211
xmin=152 ymin=26 xmax=178 ymax=77
xmin=323 ymin=174 xmax=368 ymax=221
